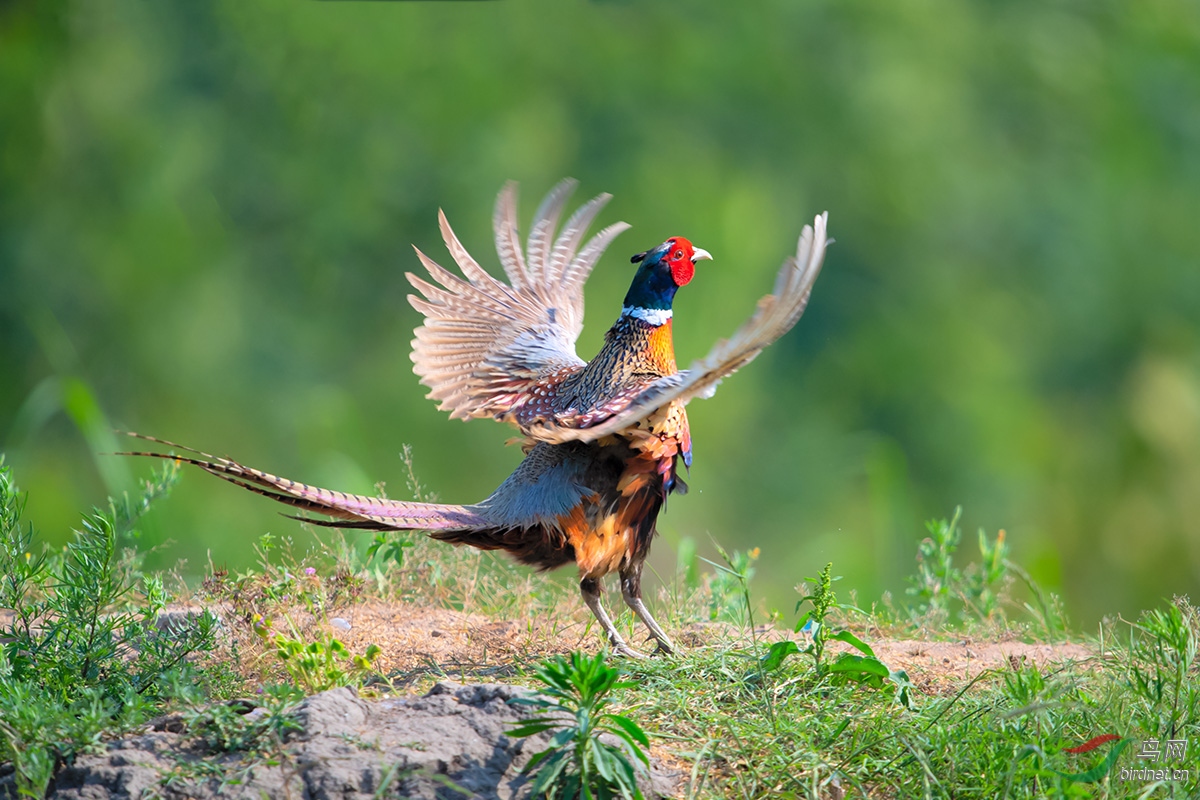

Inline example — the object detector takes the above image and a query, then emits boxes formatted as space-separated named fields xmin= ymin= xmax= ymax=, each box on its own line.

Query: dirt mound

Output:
xmin=11 ymin=682 xmax=677 ymax=800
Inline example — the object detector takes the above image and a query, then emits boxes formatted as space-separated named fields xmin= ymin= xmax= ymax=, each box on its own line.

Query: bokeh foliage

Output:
xmin=2 ymin=0 xmax=1198 ymax=625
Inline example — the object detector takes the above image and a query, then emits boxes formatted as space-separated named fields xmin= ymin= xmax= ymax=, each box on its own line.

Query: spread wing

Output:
xmin=408 ymin=179 xmax=630 ymax=422
xmin=527 ymin=212 xmax=830 ymax=444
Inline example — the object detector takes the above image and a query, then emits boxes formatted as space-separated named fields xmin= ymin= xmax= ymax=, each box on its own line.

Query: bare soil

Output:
xmin=281 ymin=602 xmax=1092 ymax=695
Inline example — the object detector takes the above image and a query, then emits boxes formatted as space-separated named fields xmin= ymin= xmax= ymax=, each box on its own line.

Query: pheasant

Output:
xmin=125 ymin=180 xmax=829 ymax=657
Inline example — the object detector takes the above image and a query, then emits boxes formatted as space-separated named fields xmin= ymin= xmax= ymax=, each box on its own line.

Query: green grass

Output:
xmin=615 ymin=596 xmax=1197 ymax=799
xmin=1 ymin=459 xmax=1197 ymax=799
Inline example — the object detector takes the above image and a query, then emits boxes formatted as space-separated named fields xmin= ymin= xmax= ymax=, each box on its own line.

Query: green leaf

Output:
xmin=522 ymin=747 xmax=552 ymax=774
xmin=508 ymin=722 xmax=558 ymax=738
xmin=827 ymin=629 xmax=876 ymax=657
xmin=698 ymin=555 xmax=742 ymax=577
xmin=549 ymin=727 xmax=575 ymax=748
xmin=890 ymin=668 xmax=914 ymax=708
xmin=828 ymin=654 xmax=890 ymax=680
xmin=532 ymin=748 xmax=571 ymax=789
xmin=591 ymin=737 xmax=616 ymax=783
xmin=606 ymin=714 xmax=650 ymax=748
xmin=759 ymin=640 xmax=801 ymax=672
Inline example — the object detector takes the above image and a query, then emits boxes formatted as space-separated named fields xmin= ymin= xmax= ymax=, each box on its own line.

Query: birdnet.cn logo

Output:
xmin=1051 ymin=734 xmax=1191 ymax=785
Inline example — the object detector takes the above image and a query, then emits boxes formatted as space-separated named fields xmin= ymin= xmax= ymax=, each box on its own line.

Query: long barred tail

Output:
xmin=118 ymin=433 xmax=488 ymax=532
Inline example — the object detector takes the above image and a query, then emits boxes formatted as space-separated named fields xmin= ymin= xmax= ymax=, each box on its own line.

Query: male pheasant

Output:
xmin=126 ymin=180 xmax=829 ymax=657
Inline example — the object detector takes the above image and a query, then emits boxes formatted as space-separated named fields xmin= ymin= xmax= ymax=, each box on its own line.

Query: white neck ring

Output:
xmin=621 ymin=306 xmax=672 ymax=326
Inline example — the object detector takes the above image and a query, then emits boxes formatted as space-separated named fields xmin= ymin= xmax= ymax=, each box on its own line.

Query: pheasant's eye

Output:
xmin=673 ymin=249 xmax=684 ymax=260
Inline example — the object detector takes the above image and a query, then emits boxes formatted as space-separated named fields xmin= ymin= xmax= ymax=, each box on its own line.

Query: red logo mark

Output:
xmin=1064 ymin=734 xmax=1122 ymax=754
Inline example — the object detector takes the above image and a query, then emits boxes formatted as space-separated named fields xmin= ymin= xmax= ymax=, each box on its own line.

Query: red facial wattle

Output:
xmin=667 ymin=237 xmax=697 ymax=287
xmin=671 ymin=260 xmax=695 ymax=287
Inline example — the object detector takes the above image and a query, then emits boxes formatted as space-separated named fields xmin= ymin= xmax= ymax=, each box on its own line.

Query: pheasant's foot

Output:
xmin=612 ymin=642 xmax=649 ymax=659
xmin=648 ymin=636 xmax=675 ymax=656
xmin=582 ymin=577 xmax=647 ymax=659
xmin=621 ymin=588 xmax=677 ymax=657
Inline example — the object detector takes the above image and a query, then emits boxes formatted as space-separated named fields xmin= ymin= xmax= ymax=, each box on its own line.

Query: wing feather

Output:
xmin=528 ymin=212 xmax=830 ymax=443
xmin=549 ymin=193 xmax=608 ymax=287
xmin=493 ymin=182 xmax=529 ymax=291
xmin=409 ymin=180 xmax=630 ymax=422
xmin=526 ymin=179 xmax=575 ymax=288
xmin=438 ymin=209 xmax=505 ymax=290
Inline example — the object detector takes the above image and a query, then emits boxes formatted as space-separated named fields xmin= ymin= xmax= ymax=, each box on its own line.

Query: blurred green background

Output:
xmin=2 ymin=0 xmax=1198 ymax=627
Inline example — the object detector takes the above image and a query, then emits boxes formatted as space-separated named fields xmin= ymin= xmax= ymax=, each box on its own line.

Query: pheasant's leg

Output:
xmin=581 ymin=577 xmax=645 ymax=659
xmin=620 ymin=564 xmax=675 ymax=655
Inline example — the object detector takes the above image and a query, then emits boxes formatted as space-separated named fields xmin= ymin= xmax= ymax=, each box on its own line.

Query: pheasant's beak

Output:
xmin=691 ymin=248 xmax=713 ymax=263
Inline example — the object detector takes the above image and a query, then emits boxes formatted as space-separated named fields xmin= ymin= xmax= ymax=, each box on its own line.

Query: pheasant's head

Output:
xmin=623 ymin=237 xmax=713 ymax=313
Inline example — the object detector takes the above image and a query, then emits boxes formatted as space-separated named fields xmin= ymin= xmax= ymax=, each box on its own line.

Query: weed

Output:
xmin=704 ymin=546 xmax=759 ymax=625
xmin=907 ymin=506 xmax=965 ymax=620
xmin=1008 ymin=559 xmax=1070 ymax=639
xmin=193 ymin=529 xmax=373 ymax=692
xmin=750 ymin=563 xmax=912 ymax=708
xmin=902 ymin=506 xmax=1059 ymax=635
xmin=0 ymin=458 xmax=217 ymax=798
xmin=1123 ymin=596 xmax=1199 ymax=741
xmin=509 ymin=651 xmax=650 ymax=800
xmin=173 ymin=679 xmax=305 ymax=753
xmin=998 ymin=661 xmax=1074 ymax=741
xmin=793 ymin=562 xmax=845 ymax=673
xmin=365 ymin=530 xmax=416 ymax=570
xmin=705 ymin=543 xmax=790 ymax=734
xmin=268 ymin=628 xmax=381 ymax=694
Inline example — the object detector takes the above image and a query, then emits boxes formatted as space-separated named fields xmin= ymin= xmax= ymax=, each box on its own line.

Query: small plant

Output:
xmin=509 ymin=651 xmax=650 ymax=800
xmin=968 ymin=524 xmax=1010 ymax=619
xmin=793 ymin=562 xmax=846 ymax=673
xmin=743 ymin=561 xmax=839 ymax=684
xmin=1124 ymin=596 xmax=1199 ymax=740
xmin=261 ymin=621 xmax=381 ymax=694
xmin=1001 ymin=661 xmax=1049 ymax=714
xmin=705 ymin=546 xmax=759 ymax=624
xmin=1010 ymin=563 xmax=1069 ymax=639
xmin=246 ymin=532 xmax=338 ymax=613
xmin=175 ymin=679 xmax=305 ymax=753
xmin=0 ymin=458 xmax=218 ymax=798
xmin=366 ymin=531 xmax=416 ymax=570
xmin=907 ymin=507 xmax=965 ymax=619
xmin=755 ymin=563 xmax=912 ymax=706
xmin=906 ymin=507 xmax=1016 ymax=626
